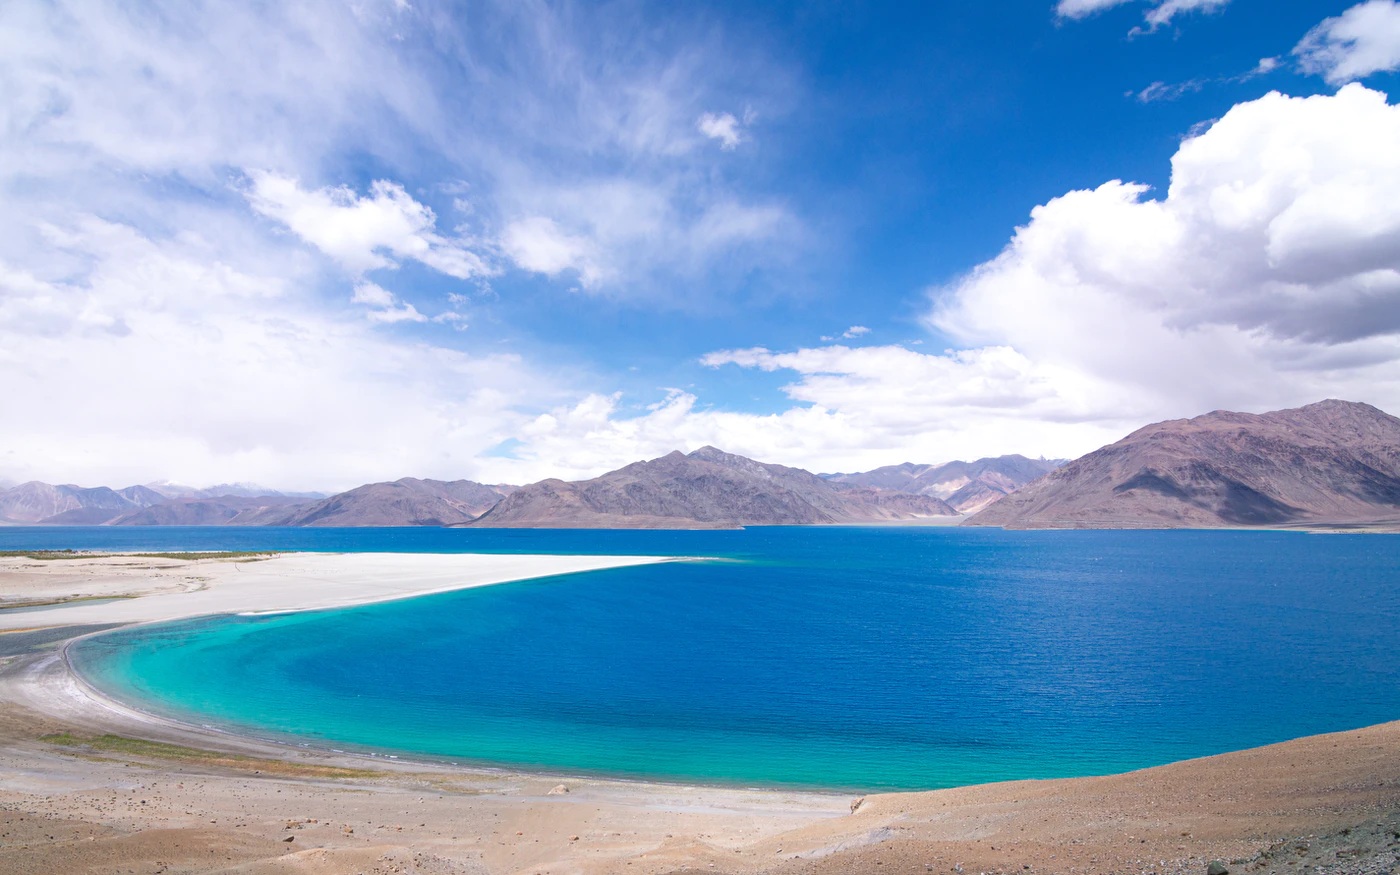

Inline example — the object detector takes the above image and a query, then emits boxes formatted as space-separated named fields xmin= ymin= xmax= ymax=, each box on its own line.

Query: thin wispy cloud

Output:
xmin=1295 ymin=0 xmax=1400 ymax=84
xmin=1056 ymin=0 xmax=1232 ymax=33
xmin=1130 ymin=56 xmax=1280 ymax=103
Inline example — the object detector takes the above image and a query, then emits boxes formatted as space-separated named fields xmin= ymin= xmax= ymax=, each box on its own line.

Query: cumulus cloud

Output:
xmin=925 ymin=84 xmax=1400 ymax=421
xmin=697 ymin=111 xmax=745 ymax=149
xmin=842 ymin=326 xmax=871 ymax=338
xmin=244 ymin=171 xmax=492 ymax=280
xmin=1295 ymin=0 xmax=1400 ymax=84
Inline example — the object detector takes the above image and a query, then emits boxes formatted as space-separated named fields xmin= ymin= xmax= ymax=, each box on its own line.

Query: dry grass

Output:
xmin=41 ymin=732 xmax=383 ymax=780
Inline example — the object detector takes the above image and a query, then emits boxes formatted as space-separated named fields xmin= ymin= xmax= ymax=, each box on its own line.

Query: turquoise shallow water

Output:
xmin=10 ymin=526 xmax=1397 ymax=791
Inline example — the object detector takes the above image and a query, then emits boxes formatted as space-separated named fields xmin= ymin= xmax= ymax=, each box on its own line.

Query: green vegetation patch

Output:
xmin=41 ymin=732 xmax=382 ymax=779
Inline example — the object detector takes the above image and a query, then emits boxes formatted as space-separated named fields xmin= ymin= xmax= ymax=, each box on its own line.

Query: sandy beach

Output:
xmin=0 ymin=552 xmax=1396 ymax=875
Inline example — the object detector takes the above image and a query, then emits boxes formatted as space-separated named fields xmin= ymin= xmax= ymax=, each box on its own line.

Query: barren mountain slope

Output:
xmin=824 ymin=455 xmax=1062 ymax=513
xmin=264 ymin=478 xmax=515 ymax=527
xmin=967 ymin=400 xmax=1400 ymax=529
xmin=471 ymin=446 xmax=957 ymax=528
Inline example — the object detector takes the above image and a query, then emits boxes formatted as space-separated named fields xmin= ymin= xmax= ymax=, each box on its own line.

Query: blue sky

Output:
xmin=3 ymin=0 xmax=1400 ymax=489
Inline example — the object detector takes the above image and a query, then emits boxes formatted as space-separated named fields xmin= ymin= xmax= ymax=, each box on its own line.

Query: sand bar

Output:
xmin=0 ymin=551 xmax=675 ymax=630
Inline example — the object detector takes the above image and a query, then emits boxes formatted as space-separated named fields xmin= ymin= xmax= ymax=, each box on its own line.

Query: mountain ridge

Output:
xmin=965 ymin=400 xmax=1400 ymax=530
xmin=822 ymin=454 xmax=1063 ymax=513
xmin=468 ymin=446 xmax=958 ymax=528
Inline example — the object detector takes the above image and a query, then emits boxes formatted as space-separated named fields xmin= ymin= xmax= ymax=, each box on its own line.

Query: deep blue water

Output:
xmin=7 ymin=526 xmax=1399 ymax=791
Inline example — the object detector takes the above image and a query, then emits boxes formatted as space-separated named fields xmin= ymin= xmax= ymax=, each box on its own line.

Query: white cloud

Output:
xmin=1056 ymin=0 xmax=1134 ymax=19
xmin=0 ymin=218 xmax=553 ymax=491
xmin=1130 ymin=56 xmax=1280 ymax=103
xmin=1295 ymin=0 xmax=1400 ymax=85
xmin=495 ymin=179 xmax=796 ymax=296
xmin=842 ymin=325 xmax=871 ymax=338
xmin=352 ymin=281 xmax=427 ymax=323
xmin=1057 ymin=0 xmax=1230 ymax=31
xmin=697 ymin=111 xmax=745 ymax=149
xmin=924 ymin=84 xmax=1400 ymax=423
xmin=0 ymin=1 xmax=434 ymax=179
xmin=244 ymin=171 xmax=493 ymax=280
xmin=499 ymin=216 xmax=604 ymax=288
xmin=1141 ymin=0 xmax=1229 ymax=30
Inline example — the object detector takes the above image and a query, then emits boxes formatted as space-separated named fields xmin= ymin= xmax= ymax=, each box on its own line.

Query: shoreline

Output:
xmin=4 ymin=637 xmax=1397 ymax=873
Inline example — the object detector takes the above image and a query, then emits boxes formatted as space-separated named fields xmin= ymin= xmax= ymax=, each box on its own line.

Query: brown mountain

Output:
xmin=109 ymin=495 xmax=313 ymax=526
xmin=966 ymin=400 xmax=1400 ymax=530
xmin=254 ymin=478 xmax=514 ymax=527
xmin=823 ymin=455 xmax=1063 ymax=513
xmin=469 ymin=446 xmax=957 ymax=528
xmin=0 ymin=482 xmax=154 ymax=524
xmin=0 ymin=477 xmax=512 ymax=527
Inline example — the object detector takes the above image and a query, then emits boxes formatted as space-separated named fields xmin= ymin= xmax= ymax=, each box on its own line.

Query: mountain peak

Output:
xmin=686 ymin=446 xmax=731 ymax=461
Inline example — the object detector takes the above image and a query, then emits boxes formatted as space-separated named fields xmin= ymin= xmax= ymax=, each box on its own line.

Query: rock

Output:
xmin=851 ymin=796 xmax=866 ymax=813
xmin=548 ymin=784 xmax=570 ymax=795
xmin=1207 ymin=861 xmax=1229 ymax=875
xmin=282 ymin=835 xmax=295 ymax=843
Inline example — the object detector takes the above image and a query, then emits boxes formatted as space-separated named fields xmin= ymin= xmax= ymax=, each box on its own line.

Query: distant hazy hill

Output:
xmin=0 ymin=479 xmax=335 ymax=525
xmin=470 ymin=446 xmax=958 ymax=528
xmin=144 ymin=481 xmax=327 ymax=500
xmin=110 ymin=495 xmax=313 ymax=526
xmin=966 ymin=400 xmax=1400 ymax=530
xmin=823 ymin=455 xmax=1063 ymax=513
xmin=0 ymin=477 xmax=506 ymax=527
xmin=261 ymin=478 xmax=513 ymax=527
xmin=0 ymin=482 xmax=162 ymax=524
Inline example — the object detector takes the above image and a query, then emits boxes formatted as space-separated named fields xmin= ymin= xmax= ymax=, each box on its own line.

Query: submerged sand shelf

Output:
xmin=0 ymin=552 xmax=1396 ymax=874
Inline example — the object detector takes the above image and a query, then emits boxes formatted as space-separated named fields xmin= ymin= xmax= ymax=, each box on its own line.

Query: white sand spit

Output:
xmin=0 ymin=552 xmax=673 ymax=630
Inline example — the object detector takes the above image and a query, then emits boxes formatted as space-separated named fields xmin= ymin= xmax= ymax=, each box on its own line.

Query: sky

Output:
xmin=3 ymin=0 xmax=1400 ymax=491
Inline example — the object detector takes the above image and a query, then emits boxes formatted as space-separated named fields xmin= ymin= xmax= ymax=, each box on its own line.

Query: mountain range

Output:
xmin=821 ymin=455 xmax=1062 ymax=514
xmin=966 ymin=400 xmax=1400 ymax=530
xmin=469 ymin=446 xmax=958 ymax=528
xmin=5 ymin=399 xmax=1398 ymax=530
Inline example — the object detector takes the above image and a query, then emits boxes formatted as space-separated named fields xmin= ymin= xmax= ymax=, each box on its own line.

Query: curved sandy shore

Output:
xmin=0 ymin=553 xmax=1397 ymax=875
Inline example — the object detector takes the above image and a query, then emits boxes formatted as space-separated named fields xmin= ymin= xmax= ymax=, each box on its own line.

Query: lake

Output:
xmin=6 ymin=526 xmax=1396 ymax=791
